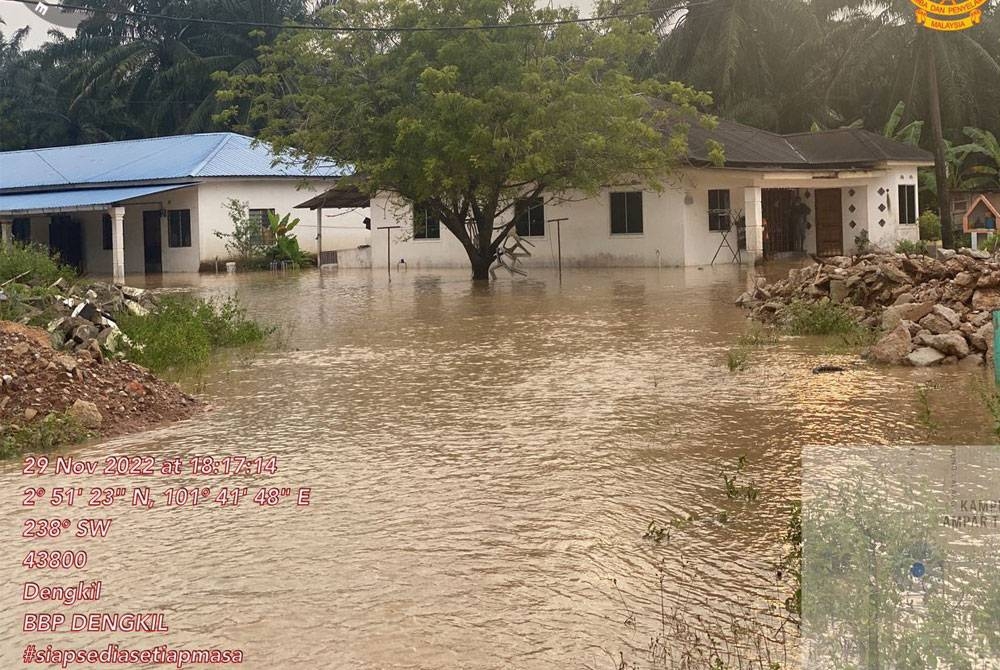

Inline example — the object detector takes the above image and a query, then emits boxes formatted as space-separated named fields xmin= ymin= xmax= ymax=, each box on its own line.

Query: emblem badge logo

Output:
xmin=911 ymin=0 xmax=987 ymax=31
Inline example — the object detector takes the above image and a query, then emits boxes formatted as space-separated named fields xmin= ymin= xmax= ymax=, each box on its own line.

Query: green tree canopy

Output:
xmin=217 ymin=0 xmax=719 ymax=279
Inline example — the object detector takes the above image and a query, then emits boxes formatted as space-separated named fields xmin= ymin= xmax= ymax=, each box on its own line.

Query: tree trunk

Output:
xmin=926 ymin=33 xmax=953 ymax=249
xmin=470 ymin=251 xmax=492 ymax=281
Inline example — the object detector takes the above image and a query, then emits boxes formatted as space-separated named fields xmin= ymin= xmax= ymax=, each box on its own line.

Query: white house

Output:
xmin=350 ymin=121 xmax=933 ymax=270
xmin=0 ymin=133 xmax=370 ymax=282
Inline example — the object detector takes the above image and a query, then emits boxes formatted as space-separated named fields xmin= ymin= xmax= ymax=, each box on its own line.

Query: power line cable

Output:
xmin=0 ymin=0 xmax=703 ymax=33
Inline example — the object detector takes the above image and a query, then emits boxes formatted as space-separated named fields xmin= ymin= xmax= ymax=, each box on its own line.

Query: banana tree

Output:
xmin=962 ymin=127 xmax=1000 ymax=191
xmin=265 ymin=212 xmax=307 ymax=267
xmin=917 ymin=139 xmax=981 ymax=208
xmin=882 ymin=101 xmax=923 ymax=146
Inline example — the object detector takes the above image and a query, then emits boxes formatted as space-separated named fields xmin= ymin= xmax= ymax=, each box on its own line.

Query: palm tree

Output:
xmin=817 ymin=0 xmax=1000 ymax=248
xmin=645 ymin=0 xmax=826 ymax=132
xmin=29 ymin=0 xmax=307 ymax=140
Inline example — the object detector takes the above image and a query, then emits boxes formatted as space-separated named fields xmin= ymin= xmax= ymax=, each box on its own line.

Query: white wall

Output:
xmin=865 ymin=168 xmax=921 ymax=250
xmin=371 ymin=183 xmax=696 ymax=270
xmin=335 ymin=247 xmax=373 ymax=268
xmin=371 ymin=167 xmax=927 ymax=269
xmin=16 ymin=165 xmax=925 ymax=277
xmin=196 ymin=179 xmax=371 ymax=263
xmin=676 ymin=170 xmax=760 ymax=264
xmin=369 ymin=164 xmax=926 ymax=270
xmin=75 ymin=186 xmax=202 ymax=276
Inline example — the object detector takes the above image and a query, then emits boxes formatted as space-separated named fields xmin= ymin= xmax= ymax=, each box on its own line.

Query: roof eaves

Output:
xmin=0 ymin=178 xmax=204 ymax=196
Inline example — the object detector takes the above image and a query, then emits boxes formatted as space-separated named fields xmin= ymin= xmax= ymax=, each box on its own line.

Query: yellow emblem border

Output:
xmin=911 ymin=0 xmax=987 ymax=31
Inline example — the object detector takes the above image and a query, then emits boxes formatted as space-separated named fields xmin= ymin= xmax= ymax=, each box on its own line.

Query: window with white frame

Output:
xmin=898 ymin=185 xmax=917 ymax=225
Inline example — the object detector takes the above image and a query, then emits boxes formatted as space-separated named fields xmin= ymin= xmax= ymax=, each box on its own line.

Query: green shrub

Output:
xmin=0 ymin=413 xmax=91 ymax=460
xmin=782 ymin=300 xmax=861 ymax=336
xmin=214 ymin=199 xmax=268 ymax=261
xmin=918 ymin=211 xmax=941 ymax=241
xmin=983 ymin=234 xmax=1000 ymax=254
xmin=116 ymin=295 xmax=270 ymax=372
xmin=726 ymin=347 xmax=750 ymax=371
xmin=0 ymin=242 xmax=75 ymax=285
xmin=0 ymin=282 xmax=59 ymax=324
xmin=736 ymin=324 xmax=779 ymax=347
xmin=854 ymin=229 xmax=871 ymax=254
xmin=895 ymin=238 xmax=929 ymax=255
xmin=196 ymin=296 xmax=270 ymax=347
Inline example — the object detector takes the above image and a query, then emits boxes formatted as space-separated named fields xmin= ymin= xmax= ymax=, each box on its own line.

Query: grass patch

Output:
xmin=116 ymin=295 xmax=271 ymax=373
xmin=0 ymin=242 xmax=75 ymax=285
xmin=0 ymin=282 xmax=60 ymax=324
xmin=895 ymin=238 xmax=930 ymax=256
xmin=982 ymin=386 xmax=1000 ymax=443
xmin=0 ymin=413 xmax=91 ymax=460
xmin=821 ymin=325 xmax=879 ymax=355
xmin=0 ymin=243 xmax=76 ymax=325
xmin=726 ymin=347 xmax=751 ymax=372
xmin=781 ymin=299 xmax=863 ymax=336
xmin=736 ymin=323 xmax=779 ymax=347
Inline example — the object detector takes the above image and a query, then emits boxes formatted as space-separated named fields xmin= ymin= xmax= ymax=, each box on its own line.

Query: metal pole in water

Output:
xmin=316 ymin=207 xmax=323 ymax=273
xmin=377 ymin=225 xmax=401 ymax=283
xmin=548 ymin=218 xmax=569 ymax=283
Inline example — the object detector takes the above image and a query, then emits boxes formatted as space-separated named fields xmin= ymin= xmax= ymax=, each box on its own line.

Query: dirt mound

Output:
xmin=1 ymin=321 xmax=201 ymax=439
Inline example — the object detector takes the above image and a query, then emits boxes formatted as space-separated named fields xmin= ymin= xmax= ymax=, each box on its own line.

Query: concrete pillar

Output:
xmin=109 ymin=206 xmax=125 ymax=284
xmin=316 ymin=207 xmax=323 ymax=271
xmin=744 ymin=187 xmax=764 ymax=259
xmin=0 ymin=220 xmax=12 ymax=250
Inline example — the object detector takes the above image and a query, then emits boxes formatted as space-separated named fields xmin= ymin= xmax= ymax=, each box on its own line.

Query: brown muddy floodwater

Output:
xmin=2 ymin=265 xmax=996 ymax=669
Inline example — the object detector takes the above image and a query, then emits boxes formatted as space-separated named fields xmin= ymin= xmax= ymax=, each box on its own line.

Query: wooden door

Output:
xmin=814 ymin=189 xmax=844 ymax=256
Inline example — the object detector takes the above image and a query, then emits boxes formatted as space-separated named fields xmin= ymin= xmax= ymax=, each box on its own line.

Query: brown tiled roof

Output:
xmin=685 ymin=118 xmax=934 ymax=170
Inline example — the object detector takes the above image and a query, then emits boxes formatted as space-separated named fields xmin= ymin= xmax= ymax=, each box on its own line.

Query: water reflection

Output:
xmin=1 ymin=266 xmax=994 ymax=669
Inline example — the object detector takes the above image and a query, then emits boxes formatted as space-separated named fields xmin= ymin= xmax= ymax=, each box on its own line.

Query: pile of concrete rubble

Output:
xmin=737 ymin=248 xmax=999 ymax=367
xmin=40 ymin=279 xmax=156 ymax=357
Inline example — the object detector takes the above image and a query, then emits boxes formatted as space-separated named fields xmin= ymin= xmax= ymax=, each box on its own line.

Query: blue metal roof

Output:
xmin=0 ymin=133 xmax=348 ymax=192
xmin=0 ymin=184 xmax=196 ymax=215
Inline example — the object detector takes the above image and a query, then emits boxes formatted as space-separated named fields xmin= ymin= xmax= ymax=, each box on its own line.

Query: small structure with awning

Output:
xmin=294 ymin=183 xmax=372 ymax=267
xmin=0 ymin=133 xmax=365 ymax=282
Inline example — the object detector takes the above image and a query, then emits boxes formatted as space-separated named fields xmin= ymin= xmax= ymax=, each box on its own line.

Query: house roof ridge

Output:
xmin=30 ymin=150 xmax=73 ymax=185
xmin=189 ymin=134 xmax=238 ymax=177
xmin=86 ymin=135 xmax=201 ymax=182
xmin=782 ymin=128 xmax=856 ymax=138
xmin=0 ymin=132 xmax=238 ymax=156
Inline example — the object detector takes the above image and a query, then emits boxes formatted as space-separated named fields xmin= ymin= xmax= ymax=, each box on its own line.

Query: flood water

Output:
xmin=2 ymin=265 xmax=996 ymax=669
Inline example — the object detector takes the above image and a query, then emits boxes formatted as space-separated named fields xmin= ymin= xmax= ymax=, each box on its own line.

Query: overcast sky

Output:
xmin=2 ymin=1 xmax=597 ymax=51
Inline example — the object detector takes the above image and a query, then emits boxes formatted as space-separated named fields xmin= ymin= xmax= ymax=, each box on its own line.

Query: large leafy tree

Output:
xmin=218 ymin=0 xmax=718 ymax=279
